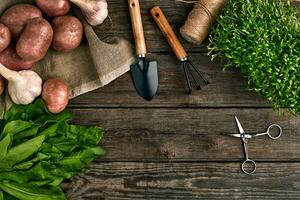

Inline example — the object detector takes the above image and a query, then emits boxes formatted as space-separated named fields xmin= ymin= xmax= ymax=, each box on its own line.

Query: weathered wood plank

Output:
xmin=96 ymin=0 xmax=300 ymax=53
xmin=72 ymin=108 xmax=299 ymax=161
xmin=65 ymin=162 xmax=300 ymax=200
xmin=96 ymin=0 xmax=207 ymax=53
xmin=69 ymin=53 xmax=268 ymax=108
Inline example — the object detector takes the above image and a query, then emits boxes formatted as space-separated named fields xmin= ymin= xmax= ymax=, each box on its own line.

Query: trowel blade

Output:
xmin=130 ymin=58 xmax=158 ymax=101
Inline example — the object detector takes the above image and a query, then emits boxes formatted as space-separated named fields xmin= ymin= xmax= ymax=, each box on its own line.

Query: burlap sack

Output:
xmin=0 ymin=0 xmax=135 ymax=114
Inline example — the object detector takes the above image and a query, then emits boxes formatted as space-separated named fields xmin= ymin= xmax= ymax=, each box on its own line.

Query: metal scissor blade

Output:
xmin=221 ymin=133 xmax=252 ymax=139
xmin=224 ymin=133 xmax=243 ymax=138
xmin=235 ymin=116 xmax=245 ymax=135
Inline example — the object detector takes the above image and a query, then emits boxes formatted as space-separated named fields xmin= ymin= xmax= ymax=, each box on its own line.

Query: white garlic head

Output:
xmin=71 ymin=0 xmax=108 ymax=26
xmin=8 ymin=70 xmax=42 ymax=105
xmin=83 ymin=0 xmax=108 ymax=26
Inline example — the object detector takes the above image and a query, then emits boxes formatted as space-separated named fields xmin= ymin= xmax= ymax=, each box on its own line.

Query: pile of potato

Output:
xmin=0 ymin=1 xmax=83 ymax=70
xmin=0 ymin=0 xmax=84 ymax=113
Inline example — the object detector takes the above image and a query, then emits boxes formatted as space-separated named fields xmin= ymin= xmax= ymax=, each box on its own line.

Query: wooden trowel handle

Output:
xmin=150 ymin=6 xmax=187 ymax=60
xmin=128 ymin=0 xmax=147 ymax=56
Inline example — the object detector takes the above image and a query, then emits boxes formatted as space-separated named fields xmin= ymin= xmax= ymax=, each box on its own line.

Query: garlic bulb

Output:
xmin=70 ymin=0 xmax=108 ymax=26
xmin=0 ymin=63 xmax=42 ymax=105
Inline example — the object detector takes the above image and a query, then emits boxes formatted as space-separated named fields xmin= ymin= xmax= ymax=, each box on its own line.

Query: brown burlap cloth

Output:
xmin=0 ymin=0 xmax=135 ymax=114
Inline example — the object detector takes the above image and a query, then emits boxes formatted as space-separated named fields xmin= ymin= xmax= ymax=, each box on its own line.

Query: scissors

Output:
xmin=225 ymin=116 xmax=283 ymax=174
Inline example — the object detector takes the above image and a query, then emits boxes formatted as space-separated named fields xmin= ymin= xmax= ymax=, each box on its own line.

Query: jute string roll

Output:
xmin=180 ymin=0 xmax=227 ymax=45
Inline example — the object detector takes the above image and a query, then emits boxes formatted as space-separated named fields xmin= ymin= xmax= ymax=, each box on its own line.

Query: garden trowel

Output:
xmin=128 ymin=0 xmax=158 ymax=101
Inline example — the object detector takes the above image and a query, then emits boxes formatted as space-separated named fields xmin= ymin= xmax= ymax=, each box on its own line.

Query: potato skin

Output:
xmin=0 ymin=24 xmax=11 ymax=52
xmin=0 ymin=45 xmax=36 ymax=71
xmin=42 ymin=78 xmax=69 ymax=114
xmin=51 ymin=16 xmax=83 ymax=52
xmin=36 ymin=0 xmax=71 ymax=17
xmin=0 ymin=4 xmax=42 ymax=39
xmin=16 ymin=18 xmax=53 ymax=61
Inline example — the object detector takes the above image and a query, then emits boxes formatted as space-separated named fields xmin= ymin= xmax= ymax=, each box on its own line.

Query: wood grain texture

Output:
xmin=95 ymin=0 xmax=300 ymax=53
xmin=65 ymin=162 xmax=300 ymax=200
xmin=65 ymin=1 xmax=300 ymax=199
xmin=128 ymin=0 xmax=147 ymax=55
xmin=95 ymin=0 xmax=207 ymax=53
xmin=72 ymin=108 xmax=299 ymax=161
xmin=69 ymin=53 xmax=267 ymax=108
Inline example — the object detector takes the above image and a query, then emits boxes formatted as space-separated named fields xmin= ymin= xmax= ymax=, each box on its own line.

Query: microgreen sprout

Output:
xmin=209 ymin=0 xmax=300 ymax=113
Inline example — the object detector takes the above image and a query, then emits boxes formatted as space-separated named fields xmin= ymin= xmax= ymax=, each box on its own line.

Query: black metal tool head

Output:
xmin=130 ymin=57 xmax=158 ymax=101
xmin=182 ymin=58 xmax=209 ymax=95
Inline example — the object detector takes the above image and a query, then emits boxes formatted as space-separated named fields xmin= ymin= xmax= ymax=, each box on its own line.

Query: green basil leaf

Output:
xmin=26 ymin=161 xmax=65 ymax=186
xmin=34 ymin=110 xmax=73 ymax=126
xmin=2 ymin=121 xmax=34 ymax=136
xmin=91 ymin=146 xmax=105 ymax=156
xmin=12 ymin=161 xmax=34 ymax=171
xmin=3 ymin=192 xmax=19 ymax=200
xmin=0 ymin=170 xmax=32 ymax=183
xmin=0 ymin=135 xmax=46 ymax=169
xmin=0 ymin=182 xmax=66 ymax=200
xmin=13 ymin=153 xmax=49 ymax=170
xmin=0 ymin=99 xmax=105 ymax=199
xmin=27 ymin=180 xmax=52 ymax=187
xmin=13 ymin=125 xmax=41 ymax=141
xmin=0 ymin=134 xmax=11 ymax=160
xmin=58 ymin=147 xmax=102 ymax=172
xmin=38 ymin=124 xmax=59 ymax=138
xmin=4 ymin=100 xmax=45 ymax=122
xmin=46 ymin=137 xmax=78 ymax=153
xmin=68 ymin=125 xmax=104 ymax=145
xmin=39 ymin=143 xmax=63 ymax=161
xmin=0 ymin=190 xmax=3 ymax=200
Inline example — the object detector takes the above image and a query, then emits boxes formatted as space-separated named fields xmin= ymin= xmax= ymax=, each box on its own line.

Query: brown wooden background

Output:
xmin=66 ymin=0 xmax=300 ymax=199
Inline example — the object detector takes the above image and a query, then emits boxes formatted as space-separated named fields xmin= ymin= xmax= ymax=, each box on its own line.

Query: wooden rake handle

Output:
xmin=150 ymin=6 xmax=187 ymax=60
xmin=128 ymin=0 xmax=147 ymax=56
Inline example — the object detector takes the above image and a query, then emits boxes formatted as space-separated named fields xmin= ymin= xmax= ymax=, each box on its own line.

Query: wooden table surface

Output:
xmin=66 ymin=0 xmax=300 ymax=199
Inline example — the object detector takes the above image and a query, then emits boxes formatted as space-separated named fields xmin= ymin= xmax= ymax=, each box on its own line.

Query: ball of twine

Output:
xmin=180 ymin=0 xmax=227 ymax=45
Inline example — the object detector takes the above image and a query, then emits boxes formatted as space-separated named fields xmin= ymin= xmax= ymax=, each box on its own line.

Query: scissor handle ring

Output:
xmin=241 ymin=159 xmax=256 ymax=174
xmin=267 ymin=124 xmax=282 ymax=140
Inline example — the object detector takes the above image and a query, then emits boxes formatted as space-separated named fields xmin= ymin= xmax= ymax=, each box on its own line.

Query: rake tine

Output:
xmin=188 ymin=58 xmax=209 ymax=84
xmin=186 ymin=62 xmax=201 ymax=90
xmin=182 ymin=61 xmax=192 ymax=94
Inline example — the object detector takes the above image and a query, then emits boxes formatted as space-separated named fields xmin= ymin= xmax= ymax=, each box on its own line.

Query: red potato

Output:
xmin=16 ymin=18 xmax=53 ymax=61
xmin=36 ymin=0 xmax=71 ymax=17
xmin=42 ymin=78 xmax=70 ymax=114
xmin=0 ymin=24 xmax=11 ymax=52
xmin=0 ymin=75 xmax=4 ymax=95
xmin=0 ymin=4 xmax=42 ymax=39
xmin=0 ymin=45 xmax=36 ymax=71
xmin=51 ymin=16 xmax=83 ymax=52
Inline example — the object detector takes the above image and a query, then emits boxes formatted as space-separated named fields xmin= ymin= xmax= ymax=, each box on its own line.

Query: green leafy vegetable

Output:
xmin=0 ymin=134 xmax=11 ymax=159
xmin=209 ymin=0 xmax=300 ymax=113
xmin=0 ymin=99 xmax=104 ymax=199
xmin=0 ymin=182 xmax=65 ymax=200
xmin=0 ymin=135 xmax=46 ymax=169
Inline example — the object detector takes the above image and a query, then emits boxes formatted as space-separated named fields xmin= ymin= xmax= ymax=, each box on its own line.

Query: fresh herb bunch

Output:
xmin=209 ymin=0 xmax=300 ymax=113
xmin=0 ymin=100 xmax=104 ymax=200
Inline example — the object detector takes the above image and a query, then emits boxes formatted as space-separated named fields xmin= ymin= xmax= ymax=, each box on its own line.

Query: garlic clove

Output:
xmin=70 ymin=0 xmax=108 ymax=26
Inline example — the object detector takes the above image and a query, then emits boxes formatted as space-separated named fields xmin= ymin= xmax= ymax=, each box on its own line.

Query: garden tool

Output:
xmin=223 ymin=116 xmax=282 ymax=174
xmin=128 ymin=0 xmax=158 ymax=101
xmin=150 ymin=6 xmax=209 ymax=94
